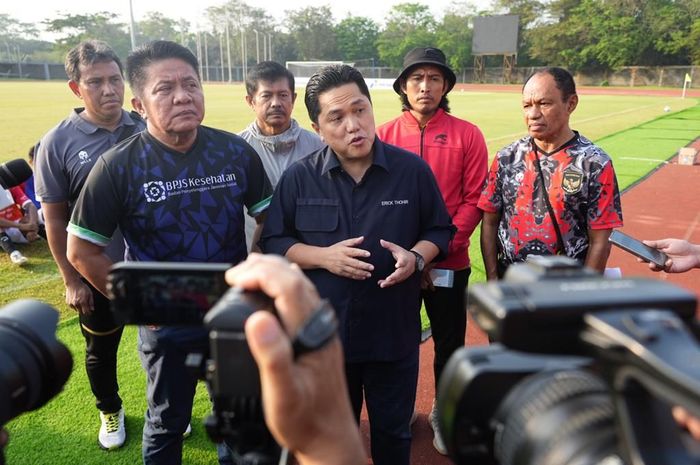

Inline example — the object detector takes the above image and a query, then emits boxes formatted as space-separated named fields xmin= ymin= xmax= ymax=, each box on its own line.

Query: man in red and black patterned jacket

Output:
xmin=377 ymin=46 xmax=488 ymax=455
xmin=478 ymin=67 xmax=623 ymax=280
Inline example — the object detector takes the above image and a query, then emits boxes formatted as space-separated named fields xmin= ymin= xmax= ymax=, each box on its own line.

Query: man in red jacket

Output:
xmin=376 ymin=46 xmax=488 ymax=455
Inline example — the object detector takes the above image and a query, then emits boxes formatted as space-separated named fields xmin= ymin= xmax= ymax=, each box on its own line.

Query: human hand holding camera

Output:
xmin=226 ymin=253 xmax=365 ymax=465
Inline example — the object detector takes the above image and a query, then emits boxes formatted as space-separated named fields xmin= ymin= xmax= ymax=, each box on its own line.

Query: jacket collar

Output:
xmin=69 ymin=108 xmax=134 ymax=135
xmin=321 ymin=139 xmax=389 ymax=176
xmin=244 ymin=119 xmax=302 ymax=153
xmin=400 ymin=108 xmax=447 ymax=129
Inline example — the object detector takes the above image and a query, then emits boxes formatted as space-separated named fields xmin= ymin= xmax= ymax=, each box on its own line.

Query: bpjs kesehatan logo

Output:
xmin=143 ymin=174 xmax=237 ymax=203
xmin=144 ymin=181 xmax=167 ymax=202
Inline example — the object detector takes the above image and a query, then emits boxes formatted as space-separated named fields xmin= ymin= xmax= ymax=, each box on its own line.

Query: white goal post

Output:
xmin=285 ymin=60 xmax=395 ymax=90
xmin=285 ymin=61 xmax=347 ymax=79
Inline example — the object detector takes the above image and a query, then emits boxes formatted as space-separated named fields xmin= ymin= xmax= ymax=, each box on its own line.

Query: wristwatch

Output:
xmin=291 ymin=299 xmax=338 ymax=358
xmin=409 ymin=250 xmax=425 ymax=273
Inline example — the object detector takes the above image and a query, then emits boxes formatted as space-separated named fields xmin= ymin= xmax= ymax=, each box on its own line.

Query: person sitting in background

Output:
xmin=22 ymin=143 xmax=42 ymax=212
xmin=0 ymin=184 xmax=41 ymax=265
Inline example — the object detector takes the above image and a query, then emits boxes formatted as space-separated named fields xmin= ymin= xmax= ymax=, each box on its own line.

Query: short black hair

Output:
xmin=304 ymin=64 xmax=371 ymax=125
xmin=524 ymin=67 xmax=577 ymax=101
xmin=65 ymin=40 xmax=123 ymax=82
xmin=245 ymin=61 xmax=295 ymax=96
xmin=127 ymin=40 xmax=199 ymax=96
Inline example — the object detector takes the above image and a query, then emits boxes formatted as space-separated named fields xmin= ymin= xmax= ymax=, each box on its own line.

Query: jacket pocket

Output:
xmin=295 ymin=198 xmax=339 ymax=232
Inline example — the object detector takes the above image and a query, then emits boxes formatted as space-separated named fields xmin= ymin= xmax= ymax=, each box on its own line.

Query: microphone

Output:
xmin=0 ymin=159 xmax=33 ymax=189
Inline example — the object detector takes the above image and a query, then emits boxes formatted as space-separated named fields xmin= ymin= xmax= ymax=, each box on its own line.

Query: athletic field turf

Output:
xmin=1 ymin=80 xmax=698 ymax=465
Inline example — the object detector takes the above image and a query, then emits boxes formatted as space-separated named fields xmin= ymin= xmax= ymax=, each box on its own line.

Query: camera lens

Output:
xmin=494 ymin=369 xmax=619 ymax=465
xmin=0 ymin=300 xmax=73 ymax=425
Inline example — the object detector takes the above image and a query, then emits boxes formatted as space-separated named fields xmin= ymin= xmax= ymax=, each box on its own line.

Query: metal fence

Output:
xmin=1 ymin=61 xmax=697 ymax=88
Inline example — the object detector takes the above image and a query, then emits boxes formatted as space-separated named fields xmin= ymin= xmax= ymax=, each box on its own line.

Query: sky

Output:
xmin=6 ymin=0 xmax=492 ymax=34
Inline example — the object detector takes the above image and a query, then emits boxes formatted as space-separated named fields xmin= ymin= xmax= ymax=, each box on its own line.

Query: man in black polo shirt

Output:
xmin=260 ymin=64 xmax=454 ymax=465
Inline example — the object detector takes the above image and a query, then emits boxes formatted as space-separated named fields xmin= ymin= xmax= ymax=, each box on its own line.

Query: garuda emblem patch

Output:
xmin=561 ymin=169 xmax=583 ymax=194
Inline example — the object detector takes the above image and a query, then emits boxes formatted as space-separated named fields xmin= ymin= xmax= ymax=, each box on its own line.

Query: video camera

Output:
xmin=106 ymin=261 xmax=337 ymax=465
xmin=438 ymin=256 xmax=700 ymax=465
xmin=0 ymin=300 xmax=72 ymax=465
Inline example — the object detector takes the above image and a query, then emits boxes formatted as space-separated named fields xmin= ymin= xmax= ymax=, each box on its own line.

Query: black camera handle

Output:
xmin=581 ymin=309 xmax=700 ymax=465
xmin=202 ymin=288 xmax=338 ymax=465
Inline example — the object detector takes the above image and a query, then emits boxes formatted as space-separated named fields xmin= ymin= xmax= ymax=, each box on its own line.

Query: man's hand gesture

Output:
xmin=377 ymin=239 xmax=415 ymax=288
xmin=320 ymin=236 xmax=374 ymax=280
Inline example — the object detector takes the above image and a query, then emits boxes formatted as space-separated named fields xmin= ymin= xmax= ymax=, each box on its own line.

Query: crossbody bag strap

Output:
xmin=532 ymin=142 xmax=567 ymax=256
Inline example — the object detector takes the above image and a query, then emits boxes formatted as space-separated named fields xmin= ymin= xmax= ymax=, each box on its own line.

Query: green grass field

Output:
xmin=1 ymin=80 xmax=699 ymax=465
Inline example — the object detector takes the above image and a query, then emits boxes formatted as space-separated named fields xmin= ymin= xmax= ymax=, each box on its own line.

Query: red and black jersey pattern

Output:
xmin=478 ymin=133 xmax=623 ymax=265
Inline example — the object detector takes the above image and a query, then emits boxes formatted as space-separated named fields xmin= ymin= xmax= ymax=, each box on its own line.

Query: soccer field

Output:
xmin=0 ymin=81 xmax=695 ymax=162
xmin=1 ymin=81 xmax=699 ymax=465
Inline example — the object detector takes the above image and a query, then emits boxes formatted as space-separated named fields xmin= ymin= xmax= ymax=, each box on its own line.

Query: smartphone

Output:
xmin=107 ymin=261 xmax=232 ymax=326
xmin=608 ymin=230 xmax=668 ymax=267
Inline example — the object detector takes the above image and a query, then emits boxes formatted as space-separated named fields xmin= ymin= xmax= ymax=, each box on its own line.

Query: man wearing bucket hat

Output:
xmin=377 ymin=46 xmax=488 ymax=455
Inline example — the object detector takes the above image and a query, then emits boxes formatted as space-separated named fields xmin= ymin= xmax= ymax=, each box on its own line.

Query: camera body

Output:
xmin=0 ymin=300 xmax=72 ymax=465
xmin=107 ymin=262 xmax=280 ymax=464
xmin=438 ymin=256 xmax=700 ymax=465
xmin=107 ymin=262 xmax=231 ymax=326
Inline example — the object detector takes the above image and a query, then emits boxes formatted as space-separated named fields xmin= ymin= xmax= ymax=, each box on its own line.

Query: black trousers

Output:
xmin=423 ymin=268 xmax=471 ymax=392
xmin=79 ymin=280 xmax=124 ymax=413
xmin=0 ymin=232 xmax=16 ymax=254
xmin=346 ymin=347 xmax=419 ymax=465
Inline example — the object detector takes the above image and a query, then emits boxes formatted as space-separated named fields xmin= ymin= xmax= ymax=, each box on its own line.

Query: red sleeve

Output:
xmin=449 ymin=126 xmax=488 ymax=254
xmin=477 ymin=155 xmax=500 ymax=213
xmin=9 ymin=186 xmax=31 ymax=208
xmin=588 ymin=162 xmax=623 ymax=229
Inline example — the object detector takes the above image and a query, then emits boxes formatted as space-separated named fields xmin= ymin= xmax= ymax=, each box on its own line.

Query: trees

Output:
xmin=376 ymin=3 xmax=437 ymax=68
xmin=335 ymin=16 xmax=379 ymax=63
xmin=527 ymin=0 xmax=698 ymax=71
xmin=4 ymin=2 xmax=699 ymax=75
xmin=137 ymin=12 xmax=182 ymax=44
xmin=284 ymin=6 xmax=338 ymax=60
xmin=0 ymin=14 xmax=51 ymax=64
xmin=436 ymin=3 xmax=481 ymax=72
xmin=43 ymin=12 xmax=131 ymax=59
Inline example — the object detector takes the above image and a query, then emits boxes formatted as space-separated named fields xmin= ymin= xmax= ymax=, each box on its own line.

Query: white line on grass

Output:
xmin=619 ymin=157 xmax=670 ymax=163
xmin=486 ymin=103 xmax=660 ymax=144
xmin=3 ymin=274 xmax=62 ymax=294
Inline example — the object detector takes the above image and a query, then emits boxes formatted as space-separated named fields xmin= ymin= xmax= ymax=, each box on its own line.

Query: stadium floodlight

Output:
xmin=253 ymin=30 xmax=260 ymax=63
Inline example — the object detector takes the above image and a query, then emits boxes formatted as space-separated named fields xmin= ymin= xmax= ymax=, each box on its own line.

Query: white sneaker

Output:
xmin=10 ymin=250 xmax=27 ymax=265
xmin=183 ymin=422 xmax=192 ymax=438
xmin=99 ymin=408 xmax=126 ymax=450
xmin=429 ymin=403 xmax=448 ymax=455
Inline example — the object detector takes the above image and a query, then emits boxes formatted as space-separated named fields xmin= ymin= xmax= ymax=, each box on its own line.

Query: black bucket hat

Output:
xmin=392 ymin=47 xmax=457 ymax=95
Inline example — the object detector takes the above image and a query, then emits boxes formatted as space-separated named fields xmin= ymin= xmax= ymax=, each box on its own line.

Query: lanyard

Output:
xmin=531 ymin=139 xmax=567 ymax=256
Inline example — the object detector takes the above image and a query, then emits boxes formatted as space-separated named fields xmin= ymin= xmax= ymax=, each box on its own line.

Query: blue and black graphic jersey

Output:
xmin=69 ymin=126 xmax=272 ymax=264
